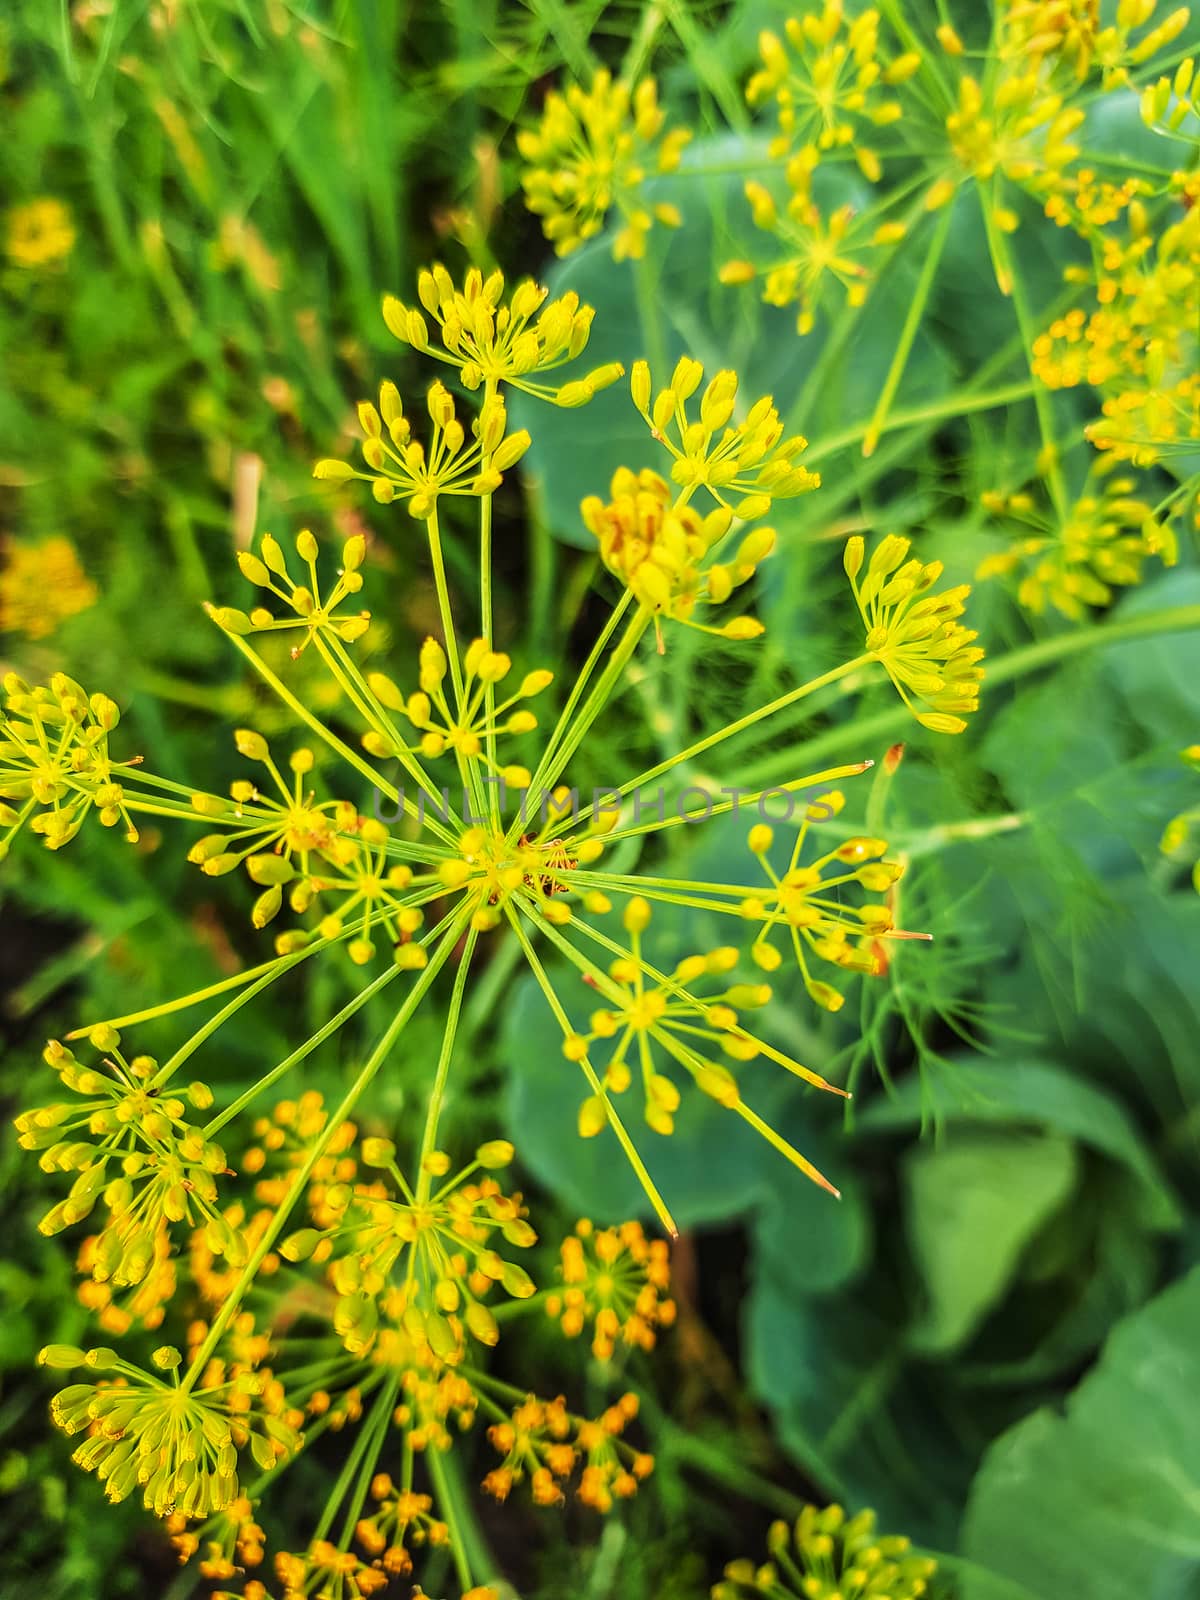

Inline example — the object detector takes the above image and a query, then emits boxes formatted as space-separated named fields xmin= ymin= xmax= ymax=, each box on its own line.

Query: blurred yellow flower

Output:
xmin=5 ymin=197 xmax=76 ymax=268
xmin=0 ymin=537 xmax=97 ymax=639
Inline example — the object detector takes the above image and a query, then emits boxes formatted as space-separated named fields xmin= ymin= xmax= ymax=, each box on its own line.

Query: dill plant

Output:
xmin=4 ymin=2 xmax=1200 ymax=1597
xmin=2 ymin=237 xmax=987 ymax=1588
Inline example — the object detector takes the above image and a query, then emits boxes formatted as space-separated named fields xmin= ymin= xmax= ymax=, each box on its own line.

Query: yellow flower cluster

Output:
xmin=845 ymin=535 xmax=984 ymax=734
xmin=382 ymin=265 xmax=623 ymax=405
xmin=5 ymin=197 xmax=76 ymax=267
xmin=1 ymin=671 xmax=137 ymax=856
xmin=715 ymin=1501 xmax=937 ymax=1600
xmin=290 ymin=1138 xmax=537 ymax=1358
xmin=39 ymin=1343 xmax=300 ymax=1518
xmin=582 ymin=468 xmax=774 ymax=640
xmin=546 ymin=1219 xmax=675 ymax=1360
xmin=722 ymin=155 xmax=897 ymax=335
xmin=563 ymin=896 xmax=845 ymax=1163
xmin=742 ymin=798 xmax=917 ymax=1012
xmin=315 ymin=384 xmax=530 ymax=519
xmin=979 ymin=470 xmax=1177 ymax=618
xmin=355 ymin=1476 xmax=449 ymax=1578
xmin=212 ymin=528 xmax=370 ymax=651
xmin=630 ymin=357 xmax=820 ymax=517
xmin=1033 ymin=204 xmax=1200 ymax=465
xmin=18 ymin=1034 xmax=236 ymax=1282
xmin=0 ymin=536 xmax=97 ymax=639
xmin=1141 ymin=53 xmax=1199 ymax=135
xmin=746 ymin=6 xmax=918 ymax=175
xmin=518 ymin=71 xmax=691 ymax=259
xmin=484 ymin=1390 xmax=653 ymax=1512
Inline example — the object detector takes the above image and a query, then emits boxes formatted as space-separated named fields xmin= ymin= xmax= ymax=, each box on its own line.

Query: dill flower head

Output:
xmin=1141 ymin=52 xmax=1199 ymax=136
xmin=77 ymin=1222 xmax=176 ymax=1335
xmin=518 ymin=70 xmax=691 ymax=260
xmin=18 ymin=1035 xmax=235 ymax=1284
xmin=722 ymin=152 xmax=896 ymax=336
xmin=39 ymin=1344 xmax=300 ymax=1518
xmin=740 ymin=795 xmax=922 ymax=1011
xmin=315 ymin=382 xmax=531 ymax=519
xmin=745 ymin=7 xmax=918 ymax=175
xmin=562 ymin=894 xmax=847 ymax=1179
xmin=355 ymin=1476 xmax=448 ymax=1576
xmin=0 ymin=537 xmax=97 ymax=639
xmin=381 ymin=266 xmax=623 ymax=406
xmin=979 ymin=469 xmax=1177 ymax=619
xmin=5 ymin=197 xmax=76 ymax=267
xmin=484 ymin=1389 xmax=653 ymax=1512
xmin=209 ymin=528 xmax=370 ymax=652
xmin=630 ymin=357 xmax=820 ymax=518
xmin=1 ymin=672 xmax=137 ymax=856
xmin=545 ymin=1218 xmax=674 ymax=1359
xmin=715 ymin=1502 xmax=937 ymax=1600
xmin=582 ymin=467 xmax=773 ymax=641
xmin=844 ymin=535 xmax=985 ymax=734
xmin=1032 ymin=203 xmax=1200 ymax=465
xmin=274 ymin=1541 xmax=389 ymax=1597
xmin=7 ymin=244 xmax=983 ymax=1593
xmin=290 ymin=1137 xmax=537 ymax=1358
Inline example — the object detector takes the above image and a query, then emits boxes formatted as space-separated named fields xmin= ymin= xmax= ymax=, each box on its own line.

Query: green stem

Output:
xmin=538 ymin=609 xmax=653 ymax=797
xmin=426 ymin=1445 xmax=480 ymax=1591
xmin=1007 ymin=251 xmax=1070 ymax=518
xmin=336 ymin=1374 xmax=401 ymax=1547
xmin=520 ymin=590 xmax=635 ymax=812
xmin=862 ymin=205 xmax=953 ymax=458
xmin=203 ymin=960 xmax=405 ymax=1138
xmin=67 ymin=947 xmax=320 ymax=1037
xmin=153 ymin=939 xmax=326 ymax=1089
xmin=805 ymin=380 xmax=1041 ymax=466
xmin=592 ymin=655 xmax=871 ymax=817
xmin=415 ymin=923 xmax=479 ymax=1202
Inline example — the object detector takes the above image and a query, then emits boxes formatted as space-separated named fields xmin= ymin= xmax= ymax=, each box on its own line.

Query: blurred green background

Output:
xmin=4 ymin=3 xmax=1200 ymax=1598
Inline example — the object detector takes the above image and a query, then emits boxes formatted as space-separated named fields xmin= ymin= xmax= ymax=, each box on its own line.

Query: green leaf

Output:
xmin=859 ymin=1056 xmax=1180 ymax=1232
xmin=904 ymin=1129 xmax=1079 ymax=1353
xmin=962 ymin=1267 xmax=1200 ymax=1600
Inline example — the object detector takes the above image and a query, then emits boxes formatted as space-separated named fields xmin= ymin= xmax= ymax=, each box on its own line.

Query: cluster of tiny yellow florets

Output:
xmin=583 ymin=468 xmax=774 ymax=640
xmin=844 ymin=535 xmax=984 ymax=734
xmin=285 ymin=1136 xmax=537 ymax=1358
xmin=0 ymin=536 xmax=97 ymax=639
xmin=38 ymin=1342 xmax=300 ymax=1519
xmin=715 ymin=1502 xmax=937 ymax=1600
xmin=630 ymin=356 xmax=820 ymax=517
xmin=381 ymin=265 xmax=624 ymax=405
xmin=1034 ymin=203 xmax=1200 ymax=466
xmin=1 ymin=671 xmax=137 ymax=857
xmin=5 ymin=197 xmax=76 ymax=267
xmin=745 ymin=5 xmax=917 ymax=173
xmin=742 ymin=793 xmax=919 ymax=1012
xmin=484 ymin=1389 xmax=654 ymax=1512
xmin=518 ymin=71 xmax=691 ymax=260
xmin=546 ymin=1218 xmax=675 ymax=1359
xmin=16 ymin=1033 xmax=235 ymax=1281
xmin=979 ymin=468 xmax=1178 ymax=618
